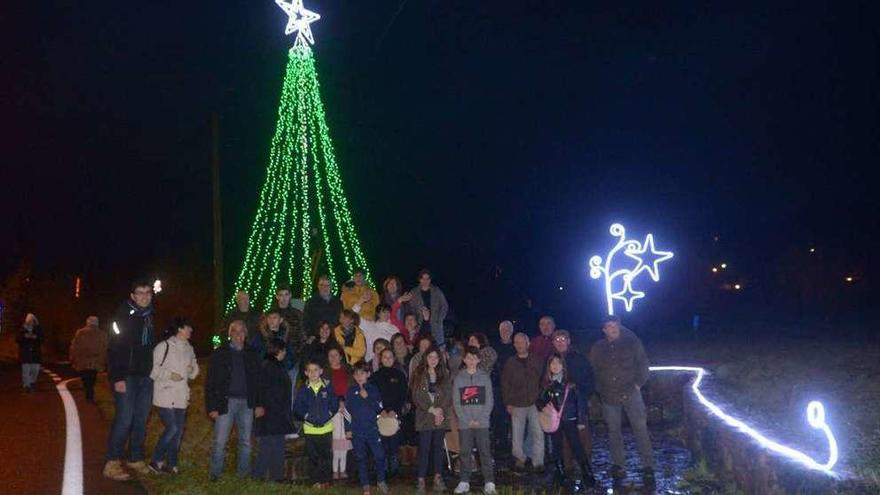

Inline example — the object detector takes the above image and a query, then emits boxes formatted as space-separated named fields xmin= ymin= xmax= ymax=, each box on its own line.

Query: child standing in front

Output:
xmin=293 ymin=359 xmax=339 ymax=489
xmin=452 ymin=346 xmax=496 ymax=494
xmin=327 ymin=347 xmax=352 ymax=480
xmin=411 ymin=346 xmax=451 ymax=494
xmin=346 ymin=362 xmax=390 ymax=495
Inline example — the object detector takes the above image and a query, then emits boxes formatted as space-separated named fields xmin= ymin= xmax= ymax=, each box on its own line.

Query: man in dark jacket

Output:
xmin=224 ymin=290 xmax=262 ymax=342
xmin=501 ymin=332 xmax=545 ymax=472
xmin=206 ymin=320 xmax=262 ymax=481
xmin=17 ymin=313 xmax=43 ymax=392
xmin=491 ymin=320 xmax=516 ymax=450
xmin=589 ymin=315 xmax=654 ymax=485
xmin=303 ymin=275 xmax=343 ymax=338
xmin=103 ymin=281 xmax=156 ymax=480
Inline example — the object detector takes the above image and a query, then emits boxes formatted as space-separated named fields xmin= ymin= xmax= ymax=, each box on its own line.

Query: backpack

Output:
xmin=538 ymin=384 xmax=570 ymax=433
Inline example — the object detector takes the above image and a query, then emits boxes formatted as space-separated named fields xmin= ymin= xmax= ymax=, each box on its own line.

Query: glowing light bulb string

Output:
xmin=650 ymin=365 xmax=838 ymax=474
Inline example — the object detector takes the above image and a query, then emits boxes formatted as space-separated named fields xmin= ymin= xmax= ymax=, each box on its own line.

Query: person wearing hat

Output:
xmin=69 ymin=316 xmax=107 ymax=402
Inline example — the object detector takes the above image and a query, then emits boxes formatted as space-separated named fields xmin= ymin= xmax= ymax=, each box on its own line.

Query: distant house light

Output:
xmin=720 ymin=263 xmax=728 ymax=269
xmin=734 ymin=284 xmax=742 ymax=290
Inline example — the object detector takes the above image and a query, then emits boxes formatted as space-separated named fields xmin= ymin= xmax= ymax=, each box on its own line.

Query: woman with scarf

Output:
xmin=333 ymin=309 xmax=366 ymax=366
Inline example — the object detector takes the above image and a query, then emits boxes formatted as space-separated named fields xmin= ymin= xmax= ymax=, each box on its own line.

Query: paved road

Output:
xmin=0 ymin=360 xmax=146 ymax=495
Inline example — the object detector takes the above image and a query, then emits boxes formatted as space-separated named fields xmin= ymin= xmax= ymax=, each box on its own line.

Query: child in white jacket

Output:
xmin=149 ymin=318 xmax=199 ymax=474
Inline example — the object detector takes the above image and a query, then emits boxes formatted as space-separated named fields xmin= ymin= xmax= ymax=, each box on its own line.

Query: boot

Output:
xmin=580 ymin=460 xmax=596 ymax=487
xmin=103 ymin=460 xmax=132 ymax=481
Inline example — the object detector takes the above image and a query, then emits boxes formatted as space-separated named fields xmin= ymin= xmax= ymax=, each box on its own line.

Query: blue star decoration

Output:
xmin=625 ymin=234 xmax=674 ymax=282
xmin=275 ymin=0 xmax=321 ymax=47
xmin=612 ymin=275 xmax=645 ymax=312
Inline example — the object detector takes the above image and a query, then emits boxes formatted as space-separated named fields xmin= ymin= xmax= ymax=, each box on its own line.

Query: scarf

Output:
xmin=127 ymin=300 xmax=154 ymax=346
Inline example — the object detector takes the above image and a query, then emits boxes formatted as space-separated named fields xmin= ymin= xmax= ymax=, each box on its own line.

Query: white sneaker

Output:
xmin=454 ymin=481 xmax=470 ymax=494
xmin=483 ymin=482 xmax=497 ymax=494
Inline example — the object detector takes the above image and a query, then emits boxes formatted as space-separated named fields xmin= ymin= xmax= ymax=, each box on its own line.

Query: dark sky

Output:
xmin=4 ymin=1 xmax=878 ymax=320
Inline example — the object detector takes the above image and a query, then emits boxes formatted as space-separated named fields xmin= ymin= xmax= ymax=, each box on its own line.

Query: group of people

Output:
xmin=19 ymin=268 xmax=656 ymax=494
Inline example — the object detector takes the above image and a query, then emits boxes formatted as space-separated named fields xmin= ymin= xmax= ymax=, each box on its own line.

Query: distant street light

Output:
xmin=810 ymin=248 xmax=816 ymax=253
xmin=720 ymin=263 xmax=728 ymax=269
xmin=712 ymin=267 xmax=718 ymax=273
xmin=845 ymin=276 xmax=854 ymax=283
xmin=734 ymin=284 xmax=742 ymax=290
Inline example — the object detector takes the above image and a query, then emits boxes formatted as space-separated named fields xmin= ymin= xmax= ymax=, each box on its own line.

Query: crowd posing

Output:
xmin=19 ymin=269 xmax=656 ymax=494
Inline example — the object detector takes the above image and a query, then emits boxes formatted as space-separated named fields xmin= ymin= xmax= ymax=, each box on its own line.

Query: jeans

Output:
xmin=106 ymin=375 xmax=153 ymax=462
xmin=21 ymin=363 xmax=40 ymax=388
xmin=288 ymin=365 xmax=299 ymax=407
xmin=417 ymin=429 xmax=445 ymax=478
xmin=253 ymin=434 xmax=286 ymax=481
xmin=381 ymin=430 xmax=400 ymax=463
xmin=510 ymin=405 xmax=544 ymax=466
xmin=210 ymin=397 xmax=254 ymax=478
xmin=546 ymin=420 xmax=588 ymax=467
xmin=601 ymin=389 xmax=654 ymax=469
xmin=80 ymin=369 xmax=98 ymax=401
xmin=353 ymin=432 xmax=386 ymax=486
xmin=153 ymin=407 xmax=187 ymax=467
xmin=459 ymin=428 xmax=494 ymax=483
xmin=305 ymin=433 xmax=333 ymax=483
xmin=491 ymin=385 xmax=510 ymax=449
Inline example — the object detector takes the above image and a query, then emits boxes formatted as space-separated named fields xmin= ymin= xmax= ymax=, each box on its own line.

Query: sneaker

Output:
xmin=482 ymin=482 xmax=496 ymax=495
xmin=433 ymin=476 xmax=447 ymax=492
xmin=162 ymin=465 xmax=179 ymax=475
xmin=453 ymin=481 xmax=470 ymax=494
xmin=417 ymin=479 xmax=428 ymax=495
xmin=377 ymin=481 xmax=390 ymax=494
xmin=103 ymin=460 xmax=132 ymax=481
xmin=126 ymin=461 xmax=151 ymax=476
xmin=362 ymin=487 xmax=372 ymax=495
xmin=148 ymin=461 xmax=164 ymax=474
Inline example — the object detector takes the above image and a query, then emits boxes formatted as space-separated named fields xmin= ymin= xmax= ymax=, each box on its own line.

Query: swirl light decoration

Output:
xmin=589 ymin=223 xmax=674 ymax=315
xmin=650 ymin=366 xmax=839 ymax=474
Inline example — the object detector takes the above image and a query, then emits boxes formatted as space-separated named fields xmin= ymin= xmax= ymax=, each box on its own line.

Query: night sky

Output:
xmin=5 ymin=1 xmax=877 ymax=325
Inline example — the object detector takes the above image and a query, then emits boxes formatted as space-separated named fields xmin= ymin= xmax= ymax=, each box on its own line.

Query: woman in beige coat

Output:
xmin=149 ymin=318 xmax=199 ymax=474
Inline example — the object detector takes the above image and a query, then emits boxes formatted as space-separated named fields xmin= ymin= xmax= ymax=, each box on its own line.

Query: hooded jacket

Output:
xmin=255 ymin=357 xmax=294 ymax=436
xmin=453 ymin=368 xmax=494 ymax=429
xmin=151 ymin=336 xmax=199 ymax=409
xmin=107 ymin=300 xmax=155 ymax=383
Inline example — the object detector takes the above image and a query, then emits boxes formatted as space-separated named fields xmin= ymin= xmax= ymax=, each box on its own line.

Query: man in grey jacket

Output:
xmin=452 ymin=346 xmax=496 ymax=494
xmin=589 ymin=315 xmax=654 ymax=486
xmin=407 ymin=269 xmax=449 ymax=349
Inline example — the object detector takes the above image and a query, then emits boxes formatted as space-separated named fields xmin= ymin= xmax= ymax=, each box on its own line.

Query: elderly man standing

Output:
xmin=589 ymin=315 xmax=654 ymax=486
xmin=70 ymin=316 xmax=107 ymax=403
xmin=303 ymin=275 xmax=343 ymax=338
xmin=501 ymin=332 xmax=544 ymax=473
xmin=491 ymin=320 xmax=516 ymax=451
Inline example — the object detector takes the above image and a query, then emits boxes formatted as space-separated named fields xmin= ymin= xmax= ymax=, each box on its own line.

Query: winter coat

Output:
xmin=333 ymin=324 xmax=366 ymax=365
xmin=453 ymin=369 xmax=493 ymax=429
xmin=492 ymin=342 xmax=516 ymax=385
xmin=302 ymin=338 xmax=342 ymax=371
xmin=151 ymin=336 xmax=199 ymax=409
xmin=536 ymin=379 xmax=579 ymax=421
xmin=561 ymin=349 xmax=595 ymax=418
xmin=341 ymin=284 xmax=379 ymax=321
xmin=407 ymin=285 xmax=449 ymax=347
xmin=205 ymin=344 xmax=261 ymax=415
xmin=412 ymin=374 xmax=452 ymax=431
xmin=223 ymin=308 xmax=262 ymax=340
xmin=255 ymin=357 xmax=294 ymax=436
xmin=501 ymin=354 xmax=543 ymax=407
xmin=293 ymin=379 xmax=339 ymax=434
xmin=69 ymin=325 xmax=107 ymax=371
xmin=303 ymin=294 xmax=343 ymax=337
xmin=372 ymin=366 xmax=407 ymax=414
xmin=270 ymin=305 xmax=305 ymax=354
xmin=17 ymin=325 xmax=44 ymax=364
xmin=360 ymin=319 xmax=399 ymax=362
xmin=589 ymin=327 xmax=650 ymax=406
xmin=345 ymin=382 xmax=383 ymax=436
xmin=107 ymin=301 xmax=155 ymax=383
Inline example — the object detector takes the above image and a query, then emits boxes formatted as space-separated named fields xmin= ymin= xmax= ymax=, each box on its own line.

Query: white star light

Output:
xmin=275 ymin=0 xmax=321 ymax=48
xmin=612 ymin=275 xmax=645 ymax=312
xmin=625 ymin=234 xmax=674 ymax=282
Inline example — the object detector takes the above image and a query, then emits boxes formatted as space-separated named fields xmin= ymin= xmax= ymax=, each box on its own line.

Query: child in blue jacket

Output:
xmin=293 ymin=359 xmax=339 ymax=488
xmin=345 ymin=362 xmax=389 ymax=495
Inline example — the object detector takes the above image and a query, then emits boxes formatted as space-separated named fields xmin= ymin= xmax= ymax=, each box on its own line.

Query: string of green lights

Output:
xmin=228 ymin=44 xmax=372 ymax=311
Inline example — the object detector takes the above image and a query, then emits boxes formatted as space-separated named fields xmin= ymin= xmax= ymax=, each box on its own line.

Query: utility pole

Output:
xmin=211 ymin=113 xmax=224 ymax=332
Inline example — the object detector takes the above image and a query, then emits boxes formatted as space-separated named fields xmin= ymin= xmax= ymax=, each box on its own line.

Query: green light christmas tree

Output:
xmin=229 ymin=0 xmax=372 ymax=310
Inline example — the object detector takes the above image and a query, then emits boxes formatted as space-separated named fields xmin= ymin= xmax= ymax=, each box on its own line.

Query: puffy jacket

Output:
xmin=205 ymin=344 xmax=261 ymax=415
xmin=345 ymin=382 xmax=383 ymax=436
xmin=293 ymin=379 xmax=339 ymax=434
xmin=536 ymin=379 xmax=579 ymax=421
xmin=69 ymin=325 xmax=107 ymax=371
xmin=371 ymin=366 xmax=407 ymax=414
xmin=17 ymin=325 xmax=43 ymax=364
xmin=255 ymin=357 xmax=294 ymax=436
xmin=151 ymin=336 xmax=199 ymax=409
xmin=412 ymin=375 xmax=452 ymax=431
xmin=334 ymin=324 xmax=366 ymax=365
xmin=107 ymin=301 xmax=155 ymax=383
xmin=341 ymin=284 xmax=379 ymax=321
xmin=303 ymin=294 xmax=343 ymax=337
xmin=589 ymin=327 xmax=650 ymax=405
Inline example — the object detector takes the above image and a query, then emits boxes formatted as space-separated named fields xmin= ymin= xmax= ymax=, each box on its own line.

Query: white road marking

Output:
xmin=53 ymin=374 xmax=84 ymax=495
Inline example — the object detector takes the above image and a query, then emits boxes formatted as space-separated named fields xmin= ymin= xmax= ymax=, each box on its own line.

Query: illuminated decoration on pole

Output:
xmin=229 ymin=3 xmax=373 ymax=311
xmin=650 ymin=366 xmax=838 ymax=474
xmin=589 ymin=223 xmax=674 ymax=315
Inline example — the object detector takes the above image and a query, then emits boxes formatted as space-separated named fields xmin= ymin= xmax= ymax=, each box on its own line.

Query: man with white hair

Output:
xmin=491 ymin=320 xmax=515 ymax=450
xmin=70 ymin=316 xmax=107 ymax=403
xmin=501 ymin=332 xmax=545 ymax=473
